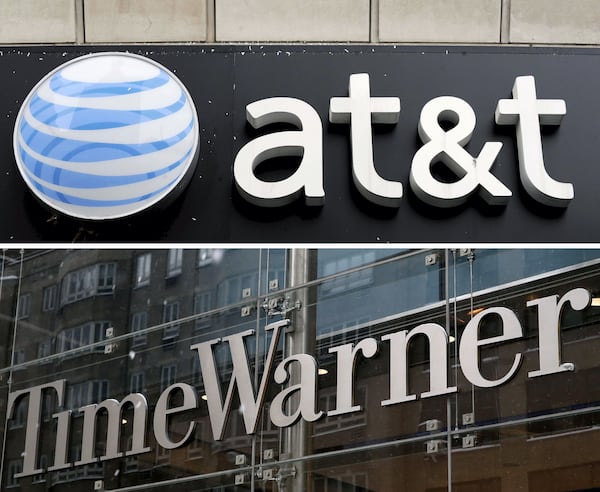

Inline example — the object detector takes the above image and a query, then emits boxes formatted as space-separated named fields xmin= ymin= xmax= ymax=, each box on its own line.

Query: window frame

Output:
xmin=135 ymin=253 xmax=152 ymax=287
xmin=60 ymin=263 xmax=116 ymax=306
xmin=166 ymin=249 xmax=183 ymax=277
xmin=42 ymin=284 xmax=57 ymax=311
xmin=162 ymin=301 xmax=180 ymax=340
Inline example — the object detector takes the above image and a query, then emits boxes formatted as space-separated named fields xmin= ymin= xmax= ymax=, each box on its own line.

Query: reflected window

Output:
xmin=17 ymin=293 xmax=31 ymax=319
xmin=135 ymin=253 xmax=151 ymax=287
xmin=319 ymin=318 xmax=370 ymax=338
xmin=58 ymin=321 xmax=110 ymax=355
xmin=162 ymin=301 xmax=180 ymax=340
xmin=160 ymin=364 xmax=177 ymax=392
xmin=6 ymin=460 xmax=22 ymax=488
xmin=166 ymin=249 xmax=183 ymax=277
xmin=97 ymin=263 xmax=115 ymax=292
xmin=124 ymin=437 xmax=139 ymax=473
xmin=156 ymin=445 xmax=170 ymax=465
xmin=61 ymin=263 xmax=116 ymax=305
xmin=53 ymin=446 xmax=103 ymax=483
xmin=93 ymin=380 xmax=109 ymax=404
xmin=42 ymin=392 xmax=54 ymax=421
xmin=314 ymin=471 xmax=368 ymax=492
xmin=187 ymin=423 xmax=204 ymax=459
xmin=198 ymin=249 xmax=213 ymax=267
xmin=315 ymin=385 xmax=367 ymax=436
xmin=37 ymin=338 xmax=52 ymax=359
xmin=130 ymin=372 xmax=145 ymax=394
xmin=32 ymin=455 xmax=47 ymax=483
xmin=131 ymin=311 xmax=147 ymax=347
xmin=453 ymin=249 xmax=600 ymax=297
xmin=194 ymin=291 xmax=211 ymax=331
xmin=42 ymin=284 xmax=57 ymax=311
xmin=66 ymin=380 xmax=109 ymax=410
xmin=190 ymin=356 xmax=201 ymax=386
xmin=8 ymin=398 xmax=26 ymax=429
xmin=13 ymin=349 xmax=25 ymax=366
xmin=321 ymin=251 xmax=376 ymax=296
xmin=217 ymin=273 xmax=258 ymax=305
xmin=526 ymin=367 xmax=600 ymax=438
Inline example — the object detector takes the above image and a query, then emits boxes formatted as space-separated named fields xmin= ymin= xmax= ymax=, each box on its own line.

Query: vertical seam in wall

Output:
xmin=207 ymin=0 xmax=216 ymax=43
xmin=370 ymin=0 xmax=380 ymax=43
xmin=75 ymin=0 xmax=85 ymax=44
xmin=500 ymin=0 xmax=511 ymax=44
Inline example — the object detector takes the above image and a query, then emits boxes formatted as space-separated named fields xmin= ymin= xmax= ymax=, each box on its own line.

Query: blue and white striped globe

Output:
xmin=13 ymin=52 xmax=199 ymax=220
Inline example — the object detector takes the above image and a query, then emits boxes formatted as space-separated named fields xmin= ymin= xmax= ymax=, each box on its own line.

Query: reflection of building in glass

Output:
xmin=2 ymin=248 xmax=600 ymax=491
xmin=0 ymin=249 xmax=287 ymax=490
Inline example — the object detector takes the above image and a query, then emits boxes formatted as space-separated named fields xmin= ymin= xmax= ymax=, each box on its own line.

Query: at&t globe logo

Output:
xmin=13 ymin=52 xmax=199 ymax=220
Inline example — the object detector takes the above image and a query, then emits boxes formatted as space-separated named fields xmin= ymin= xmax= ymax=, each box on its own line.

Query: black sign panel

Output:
xmin=1 ymin=45 xmax=599 ymax=242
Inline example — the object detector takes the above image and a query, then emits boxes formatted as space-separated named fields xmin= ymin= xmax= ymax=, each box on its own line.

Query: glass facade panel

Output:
xmin=316 ymin=250 xmax=443 ymax=337
xmin=1 ymin=248 xmax=600 ymax=491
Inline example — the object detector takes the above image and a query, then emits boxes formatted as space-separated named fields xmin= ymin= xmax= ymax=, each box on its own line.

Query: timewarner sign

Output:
xmin=6 ymin=288 xmax=590 ymax=478
xmin=1 ymin=45 xmax=599 ymax=241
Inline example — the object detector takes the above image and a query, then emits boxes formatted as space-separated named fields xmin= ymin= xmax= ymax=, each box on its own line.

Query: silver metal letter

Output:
xmin=7 ymin=379 xmax=66 ymax=478
xmin=382 ymin=323 xmax=456 ymax=406
xmin=153 ymin=383 xmax=198 ymax=449
xmin=270 ymin=354 xmax=323 ymax=427
xmin=47 ymin=409 xmax=71 ymax=472
xmin=528 ymin=288 xmax=590 ymax=378
xmin=75 ymin=393 xmax=150 ymax=466
xmin=328 ymin=338 xmax=378 ymax=416
xmin=459 ymin=307 xmax=523 ymax=387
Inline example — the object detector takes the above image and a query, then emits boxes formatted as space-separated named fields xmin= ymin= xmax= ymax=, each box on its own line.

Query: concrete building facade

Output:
xmin=1 ymin=0 xmax=599 ymax=46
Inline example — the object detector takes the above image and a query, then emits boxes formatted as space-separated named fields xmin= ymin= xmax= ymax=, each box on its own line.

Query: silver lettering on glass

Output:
xmin=233 ymin=98 xmax=324 ymax=206
xmin=75 ymin=393 xmax=150 ymax=465
xmin=270 ymin=354 xmax=323 ymax=427
xmin=528 ymin=287 xmax=591 ymax=377
xmin=410 ymin=96 xmax=511 ymax=207
xmin=381 ymin=323 xmax=457 ymax=406
xmin=191 ymin=319 xmax=289 ymax=440
xmin=329 ymin=73 xmax=403 ymax=207
xmin=495 ymin=75 xmax=572 ymax=207
xmin=6 ymin=379 xmax=66 ymax=478
xmin=459 ymin=307 xmax=523 ymax=387
xmin=5 ymin=288 xmax=592 ymax=481
xmin=327 ymin=338 xmax=378 ymax=416
xmin=153 ymin=383 xmax=198 ymax=449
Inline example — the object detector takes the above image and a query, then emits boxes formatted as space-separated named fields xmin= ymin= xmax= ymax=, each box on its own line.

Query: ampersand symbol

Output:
xmin=409 ymin=96 xmax=512 ymax=207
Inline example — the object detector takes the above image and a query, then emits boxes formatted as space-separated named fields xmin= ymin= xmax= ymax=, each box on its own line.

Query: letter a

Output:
xmin=234 ymin=98 xmax=324 ymax=207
